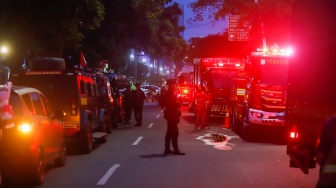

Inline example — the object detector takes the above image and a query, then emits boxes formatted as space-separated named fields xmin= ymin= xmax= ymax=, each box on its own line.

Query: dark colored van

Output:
xmin=11 ymin=57 xmax=108 ymax=154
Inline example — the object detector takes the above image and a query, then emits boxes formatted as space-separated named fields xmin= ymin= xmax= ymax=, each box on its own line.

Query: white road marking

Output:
xmin=156 ymin=115 xmax=160 ymax=118
xmin=132 ymin=137 xmax=143 ymax=145
xmin=97 ymin=164 xmax=121 ymax=185
xmin=148 ymin=123 xmax=154 ymax=128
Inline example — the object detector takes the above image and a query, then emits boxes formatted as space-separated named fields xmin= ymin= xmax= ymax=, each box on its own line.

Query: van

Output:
xmin=11 ymin=57 xmax=108 ymax=154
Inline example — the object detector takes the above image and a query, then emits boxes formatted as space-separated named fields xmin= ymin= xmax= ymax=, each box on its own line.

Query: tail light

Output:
xmin=71 ymin=97 xmax=77 ymax=115
xmin=18 ymin=122 xmax=33 ymax=133
xmin=289 ymin=125 xmax=299 ymax=139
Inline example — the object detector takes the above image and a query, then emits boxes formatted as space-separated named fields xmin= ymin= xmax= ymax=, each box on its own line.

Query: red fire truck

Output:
xmin=232 ymin=47 xmax=291 ymax=137
xmin=189 ymin=58 xmax=245 ymax=117
xmin=177 ymin=72 xmax=193 ymax=105
xmin=286 ymin=0 xmax=336 ymax=175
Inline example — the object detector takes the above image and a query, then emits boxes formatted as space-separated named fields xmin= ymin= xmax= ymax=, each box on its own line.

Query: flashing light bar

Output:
xmin=25 ymin=71 xmax=62 ymax=75
xmin=256 ymin=47 xmax=293 ymax=56
xmin=199 ymin=58 xmax=243 ymax=68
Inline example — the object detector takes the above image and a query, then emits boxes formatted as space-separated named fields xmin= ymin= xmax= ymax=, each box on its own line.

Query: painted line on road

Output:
xmin=97 ymin=164 xmax=121 ymax=185
xmin=156 ymin=115 xmax=160 ymax=118
xmin=132 ymin=137 xmax=143 ymax=145
xmin=148 ymin=123 xmax=154 ymax=128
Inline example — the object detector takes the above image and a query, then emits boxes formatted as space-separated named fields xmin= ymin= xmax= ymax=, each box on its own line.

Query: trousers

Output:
xmin=165 ymin=120 xmax=179 ymax=150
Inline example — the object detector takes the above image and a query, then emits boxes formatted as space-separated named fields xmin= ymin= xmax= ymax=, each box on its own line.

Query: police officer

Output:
xmin=159 ymin=80 xmax=185 ymax=155
xmin=204 ymin=86 xmax=212 ymax=128
xmin=194 ymin=85 xmax=207 ymax=129
xmin=132 ymin=82 xmax=146 ymax=126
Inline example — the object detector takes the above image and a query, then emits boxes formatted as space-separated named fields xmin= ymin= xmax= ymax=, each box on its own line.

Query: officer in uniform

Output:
xmin=203 ymin=86 xmax=212 ymax=129
xmin=194 ymin=85 xmax=207 ymax=129
xmin=131 ymin=82 xmax=146 ymax=126
xmin=159 ymin=80 xmax=185 ymax=155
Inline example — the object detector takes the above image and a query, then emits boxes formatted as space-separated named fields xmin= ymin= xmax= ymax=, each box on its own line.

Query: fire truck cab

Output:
xmin=232 ymin=47 xmax=291 ymax=137
xmin=189 ymin=58 xmax=245 ymax=117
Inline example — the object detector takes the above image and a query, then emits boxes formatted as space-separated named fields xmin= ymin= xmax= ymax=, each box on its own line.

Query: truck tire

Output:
xmin=81 ymin=124 xmax=93 ymax=154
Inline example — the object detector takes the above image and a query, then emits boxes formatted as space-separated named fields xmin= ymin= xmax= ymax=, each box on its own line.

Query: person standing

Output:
xmin=204 ymin=86 xmax=212 ymax=129
xmin=159 ymin=80 xmax=185 ymax=155
xmin=122 ymin=84 xmax=132 ymax=124
xmin=132 ymin=82 xmax=146 ymax=126
xmin=194 ymin=85 xmax=207 ymax=129
xmin=316 ymin=116 xmax=336 ymax=187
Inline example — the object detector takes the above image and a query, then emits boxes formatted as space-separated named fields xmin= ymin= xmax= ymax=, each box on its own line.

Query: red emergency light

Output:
xmin=201 ymin=58 xmax=242 ymax=68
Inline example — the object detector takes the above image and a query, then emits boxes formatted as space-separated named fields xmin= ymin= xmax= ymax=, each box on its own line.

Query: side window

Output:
xmin=90 ymin=83 xmax=96 ymax=96
xmin=30 ymin=92 xmax=45 ymax=116
xmin=95 ymin=83 xmax=100 ymax=96
xmin=80 ymin=80 xmax=88 ymax=94
xmin=40 ymin=94 xmax=54 ymax=117
xmin=22 ymin=94 xmax=35 ymax=115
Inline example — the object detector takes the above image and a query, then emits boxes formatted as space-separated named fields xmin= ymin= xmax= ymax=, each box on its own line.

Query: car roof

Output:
xmin=11 ymin=85 xmax=43 ymax=95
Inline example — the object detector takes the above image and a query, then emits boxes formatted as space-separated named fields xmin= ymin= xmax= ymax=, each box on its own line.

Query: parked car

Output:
xmin=140 ymin=85 xmax=160 ymax=96
xmin=0 ymin=85 xmax=66 ymax=186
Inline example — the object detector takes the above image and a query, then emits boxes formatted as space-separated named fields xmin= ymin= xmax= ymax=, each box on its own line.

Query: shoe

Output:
xmin=164 ymin=149 xmax=174 ymax=155
xmin=173 ymin=151 xmax=186 ymax=155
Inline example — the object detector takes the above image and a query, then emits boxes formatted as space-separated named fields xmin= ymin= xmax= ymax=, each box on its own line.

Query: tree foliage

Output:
xmin=0 ymin=0 xmax=188 ymax=75
xmin=189 ymin=0 xmax=296 ymax=47
xmin=186 ymin=32 xmax=252 ymax=62
xmin=0 ymin=0 xmax=104 ymax=58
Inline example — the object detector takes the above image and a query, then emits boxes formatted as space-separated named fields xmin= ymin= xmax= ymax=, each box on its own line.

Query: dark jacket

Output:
xmin=123 ymin=88 xmax=132 ymax=106
xmin=160 ymin=89 xmax=181 ymax=123
xmin=131 ymin=89 xmax=146 ymax=107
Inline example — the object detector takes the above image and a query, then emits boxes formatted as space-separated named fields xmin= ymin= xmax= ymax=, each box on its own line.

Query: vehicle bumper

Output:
xmin=247 ymin=108 xmax=285 ymax=126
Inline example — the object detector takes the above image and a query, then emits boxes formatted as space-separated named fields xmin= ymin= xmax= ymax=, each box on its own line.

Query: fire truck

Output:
xmin=286 ymin=0 xmax=336 ymax=174
xmin=177 ymin=72 xmax=193 ymax=104
xmin=232 ymin=47 xmax=291 ymax=136
xmin=189 ymin=58 xmax=245 ymax=117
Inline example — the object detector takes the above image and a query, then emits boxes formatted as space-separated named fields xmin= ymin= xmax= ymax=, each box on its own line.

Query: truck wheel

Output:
xmin=81 ymin=125 xmax=93 ymax=154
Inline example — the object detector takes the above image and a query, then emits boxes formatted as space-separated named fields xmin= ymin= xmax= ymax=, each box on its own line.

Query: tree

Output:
xmin=0 ymin=0 xmax=104 ymax=70
xmin=147 ymin=2 xmax=188 ymax=77
xmin=186 ymin=32 xmax=252 ymax=63
xmin=189 ymin=0 xmax=295 ymax=47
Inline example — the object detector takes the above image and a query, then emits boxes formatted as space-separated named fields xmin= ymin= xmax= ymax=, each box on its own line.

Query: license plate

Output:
xmin=62 ymin=122 xmax=78 ymax=128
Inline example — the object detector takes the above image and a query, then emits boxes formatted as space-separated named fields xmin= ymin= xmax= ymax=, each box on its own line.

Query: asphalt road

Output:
xmin=5 ymin=102 xmax=319 ymax=188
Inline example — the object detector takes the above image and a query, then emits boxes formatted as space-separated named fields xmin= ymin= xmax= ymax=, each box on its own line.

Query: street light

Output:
xmin=0 ymin=46 xmax=8 ymax=54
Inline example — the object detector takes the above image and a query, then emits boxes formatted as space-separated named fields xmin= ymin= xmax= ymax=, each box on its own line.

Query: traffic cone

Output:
xmin=222 ymin=109 xmax=230 ymax=129
xmin=146 ymin=95 xmax=149 ymax=102
xmin=152 ymin=95 xmax=155 ymax=102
